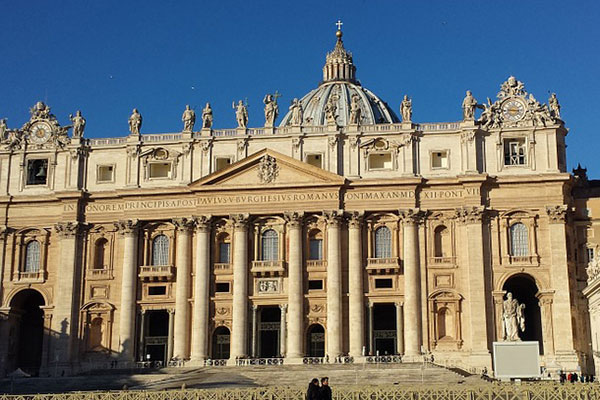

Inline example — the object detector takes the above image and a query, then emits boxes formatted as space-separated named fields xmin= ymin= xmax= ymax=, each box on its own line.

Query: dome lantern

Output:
xmin=322 ymin=23 xmax=357 ymax=84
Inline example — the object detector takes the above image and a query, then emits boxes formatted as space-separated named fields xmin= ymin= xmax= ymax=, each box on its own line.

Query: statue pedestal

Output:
xmin=400 ymin=122 xmax=414 ymax=130
xmin=493 ymin=341 xmax=540 ymax=380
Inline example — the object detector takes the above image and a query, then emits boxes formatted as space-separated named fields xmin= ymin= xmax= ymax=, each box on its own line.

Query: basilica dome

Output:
xmin=279 ymin=30 xmax=399 ymax=127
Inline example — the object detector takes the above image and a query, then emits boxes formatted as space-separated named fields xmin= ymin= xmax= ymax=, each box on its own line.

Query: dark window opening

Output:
xmin=27 ymin=159 xmax=48 ymax=185
xmin=308 ymin=280 xmax=323 ymax=290
xmin=375 ymin=278 xmax=393 ymax=289
xmin=216 ymin=282 xmax=230 ymax=293
xmin=148 ymin=286 xmax=166 ymax=296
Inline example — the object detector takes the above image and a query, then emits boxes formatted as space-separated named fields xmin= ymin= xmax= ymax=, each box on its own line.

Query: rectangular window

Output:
xmin=308 ymin=280 xmax=323 ymax=290
xmin=216 ymin=282 xmax=230 ymax=293
xmin=26 ymin=159 xmax=48 ymax=185
xmin=219 ymin=242 xmax=231 ymax=263
xmin=148 ymin=162 xmax=171 ymax=179
xmin=215 ymin=157 xmax=232 ymax=172
xmin=504 ymin=139 xmax=526 ymax=166
xmin=375 ymin=278 xmax=393 ymax=289
xmin=148 ymin=286 xmax=167 ymax=296
xmin=306 ymin=154 xmax=323 ymax=169
xmin=369 ymin=153 xmax=392 ymax=170
xmin=309 ymin=239 xmax=323 ymax=260
xmin=431 ymin=151 xmax=448 ymax=169
xmin=97 ymin=165 xmax=114 ymax=183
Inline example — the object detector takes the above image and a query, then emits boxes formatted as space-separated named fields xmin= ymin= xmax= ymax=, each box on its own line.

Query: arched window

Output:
xmin=218 ymin=233 xmax=231 ymax=264
xmin=261 ymin=229 xmax=278 ymax=261
xmin=24 ymin=240 xmax=41 ymax=272
xmin=94 ymin=238 xmax=108 ymax=270
xmin=308 ymin=230 xmax=323 ymax=260
xmin=374 ymin=226 xmax=391 ymax=258
xmin=434 ymin=225 xmax=450 ymax=258
xmin=152 ymin=234 xmax=169 ymax=266
xmin=510 ymin=223 xmax=529 ymax=256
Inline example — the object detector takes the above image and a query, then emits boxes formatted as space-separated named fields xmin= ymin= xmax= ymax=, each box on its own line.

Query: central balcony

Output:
xmin=306 ymin=259 xmax=327 ymax=272
xmin=250 ymin=260 xmax=286 ymax=277
xmin=213 ymin=263 xmax=232 ymax=275
xmin=366 ymin=257 xmax=401 ymax=274
xmin=139 ymin=265 xmax=175 ymax=282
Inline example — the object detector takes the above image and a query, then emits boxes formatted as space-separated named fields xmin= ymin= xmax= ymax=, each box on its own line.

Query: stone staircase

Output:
xmin=0 ymin=363 xmax=485 ymax=394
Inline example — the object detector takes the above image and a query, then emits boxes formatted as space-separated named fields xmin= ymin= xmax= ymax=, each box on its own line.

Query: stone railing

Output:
xmin=306 ymin=259 xmax=327 ymax=272
xmin=87 ymin=137 xmax=128 ymax=146
xmin=504 ymin=254 xmax=539 ymax=266
xmin=3 ymin=385 xmax=600 ymax=400
xmin=366 ymin=257 xmax=401 ymax=273
xmin=250 ymin=260 xmax=286 ymax=276
xmin=212 ymin=129 xmax=239 ymax=137
xmin=12 ymin=270 xmax=44 ymax=282
xmin=213 ymin=263 xmax=232 ymax=275
xmin=430 ymin=256 xmax=455 ymax=265
xmin=142 ymin=133 xmax=183 ymax=142
xmin=138 ymin=265 xmax=175 ymax=281
xmin=86 ymin=268 xmax=113 ymax=280
xmin=416 ymin=122 xmax=461 ymax=131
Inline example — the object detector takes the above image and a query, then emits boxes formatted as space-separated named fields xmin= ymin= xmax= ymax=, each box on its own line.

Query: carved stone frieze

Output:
xmin=399 ymin=208 xmax=425 ymax=225
xmin=194 ymin=215 xmax=212 ymax=232
xmin=347 ymin=210 xmax=364 ymax=229
xmin=323 ymin=210 xmax=343 ymax=225
xmin=114 ymin=219 xmax=139 ymax=235
xmin=545 ymin=205 xmax=568 ymax=223
xmin=230 ymin=213 xmax=250 ymax=229
xmin=460 ymin=130 xmax=476 ymax=143
xmin=54 ymin=221 xmax=80 ymax=238
xmin=173 ymin=217 xmax=195 ymax=232
xmin=284 ymin=211 xmax=304 ymax=228
xmin=455 ymin=206 xmax=486 ymax=224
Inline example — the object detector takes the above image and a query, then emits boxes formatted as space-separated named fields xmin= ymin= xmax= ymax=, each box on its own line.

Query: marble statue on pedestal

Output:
xmin=0 ymin=119 xmax=7 ymax=141
xmin=325 ymin=94 xmax=338 ymax=125
xmin=549 ymin=93 xmax=561 ymax=120
xmin=263 ymin=93 xmax=279 ymax=128
xmin=202 ymin=103 xmax=213 ymax=129
xmin=181 ymin=105 xmax=196 ymax=132
xmin=400 ymin=95 xmax=412 ymax=123
xmin=502 ymin=292 xmax=525 ymax=341
xmin=128 ymin=109 xmax=142 ymax=135
xmin=234 ymin=100 xmax=248 ymax=128
xmin=69 ymin=110 xmax=86 ymax=138
xmin=289 ymin=98 xmax=303 ymax=125
xmin=349 ymin=94 xmax=362 ymax=125
xmin=462 ymin=90 xmax=479 ymax=121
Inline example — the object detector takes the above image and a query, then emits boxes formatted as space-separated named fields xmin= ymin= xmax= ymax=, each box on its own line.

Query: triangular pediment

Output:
xmin=190 ymin=149 xmax=345 ymax=189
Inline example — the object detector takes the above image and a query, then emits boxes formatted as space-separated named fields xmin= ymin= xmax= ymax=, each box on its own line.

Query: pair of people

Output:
xmin=306 ymin=377 xmax=332 ymax=400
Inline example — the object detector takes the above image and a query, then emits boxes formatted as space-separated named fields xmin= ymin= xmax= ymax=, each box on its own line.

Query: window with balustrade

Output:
xmin=218 ymin=233 xmax=231 ymax=264
xmin=374 ymin=226 xmax=391 ymax=258
xmin=510 ymin=222 xmax=529 ymax=256
xmin=261 ymin=229 xmax=278 ymax=261
xmin=152 ymin=234 xmax=170 ymax=266
xmin=23 ymin=240 xmax=40 ymax=273
xmin=308 ymin=229 xmax=323 ymax=260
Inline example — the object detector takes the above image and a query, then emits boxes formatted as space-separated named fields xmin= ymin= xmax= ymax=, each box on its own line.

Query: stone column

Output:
xmin=167 ymin=309 xmax=175 ymax=361
xmin=191 ymin=216 xmax=211 ymax=362
xmin=400 ymin=209 xmax=422 ymax=357
xmin=230 ymin=214 xmax=249 ymax=362
xmin=115 ymin=219 xmax=139 ymax=361
xmin=173 ymin=218 xmax=194 ymax=360
xmin=537 ymin=291 xmax=556 ymax=355
xmin=368 ymin=302 xmax=374 ymax=355
xmin=284 ymin=212 xmax=304 ymax=359
xmin=395 ymin=302 xmax=404 ymax=355
xmin=251 ymin=305 xmax=258 ymax=358
xmin=280 ymin=304 xmax=288 ymax=356
xmin=348 ymin=212 xmax=365 ymax=358
xmin=324 ymin=211 xmax=343 ymax=357
xmin=456 ymin=206 xmax=490 ymax=364
xmin=545 ymin=206 xmax=576 ymax=365
xmin=138 ymin=310 xmax=146 ymax=361
xmin=52 ymin=222 xmax=80 ymax=365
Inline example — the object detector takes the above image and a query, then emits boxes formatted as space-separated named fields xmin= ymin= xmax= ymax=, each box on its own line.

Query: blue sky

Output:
xmin=1 ymin=1 xmax=599 ymax=175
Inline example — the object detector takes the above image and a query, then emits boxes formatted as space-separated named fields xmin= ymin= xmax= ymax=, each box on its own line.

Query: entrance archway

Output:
xmin=258 ymin=306 xmax=281 ymax=358
xmin=373 ymin=303 xmax=397 ymax=355
xmin=9 ymin=289 xmax=45 ymax=376
xmin=212 ymin=326 xmax=230 ymax=359
xmin=144 ymin=310 xmax=169 ymax=363
xmin=502 ymin=274 xmax=544 ymax=353
xmin=306 ymin=324 xmax=325 ymax=357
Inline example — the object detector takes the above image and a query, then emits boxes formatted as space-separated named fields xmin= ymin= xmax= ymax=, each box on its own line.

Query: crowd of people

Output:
xmin=559 ymin=372 xmax=595 ymax=383
xmin=306 ymin=377 xmax=332 ymax=400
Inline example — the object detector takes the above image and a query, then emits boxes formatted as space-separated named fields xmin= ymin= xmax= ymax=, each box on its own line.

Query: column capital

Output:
xmin=395 ymin=301 xmax=404 ymax=308
xmin=173 ymin=217 xmax=195 ymax=232
xmin=230 ymin=213 xmax=250 ymax=230
xmin=454 ymin=206 xmax=486 ymax=225
xmin=399 ymin=208 xmax=426 ymax=225
xmin=54 ymin=221 xmax=81 ymax=238
xmin=535 ymin=289 xmax=555 ymax=304
xmin=251 ymin=304 xmax=258 ymax=312
xmin=492 ymin=290 xmax=507 ymax=304
xmin=193 ymin=215 xmax=212 ymax=232
xmin=279 ymin=304 xmax=288 ymax=312
xmin=545 ymin=205 xmax=568 ymax=223
xmin=284 ymin=211 xmax=304 ymax=228
xmin=168 ymin=308 xmax=176 ymax=315
xmin=347 ymin=210 xmax=364 ymax=229
xmin=323 ymin=210 xmax=343 ymax=226
xmin=114 ymin=219 xmax=139 ymax=236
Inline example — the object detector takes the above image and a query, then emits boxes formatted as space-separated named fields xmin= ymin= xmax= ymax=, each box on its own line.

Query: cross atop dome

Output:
xmin=336 ymin=19 xmax=343 ymax=31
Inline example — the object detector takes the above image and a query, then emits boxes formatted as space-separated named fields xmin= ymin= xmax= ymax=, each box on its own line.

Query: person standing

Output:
xmin=306 ymin=378 xmax=320 ymax=400
xmin=319 ymin=377 xmax=332 ymax=400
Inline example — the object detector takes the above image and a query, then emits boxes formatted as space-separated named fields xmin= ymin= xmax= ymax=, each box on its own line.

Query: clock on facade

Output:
xmin=29 ymin=122 xmax=52 ymax=144
xmin=501 ymin=99 xmax=526 ymax=122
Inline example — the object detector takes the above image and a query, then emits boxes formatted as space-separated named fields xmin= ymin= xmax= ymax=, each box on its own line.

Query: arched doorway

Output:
xmin=212 ymin=326 xmax=230 ymax=359
xmin=9 ymin=289 xmax=45 ymax=376
xmin=306 ymin=324 xmax=325 ymax=357
xmin=502 ymin=274 xmax=544 ymax=353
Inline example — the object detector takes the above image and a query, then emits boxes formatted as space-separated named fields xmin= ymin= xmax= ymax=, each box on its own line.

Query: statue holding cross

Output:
xmin=263 ymin=91 xmax=280 ymax=128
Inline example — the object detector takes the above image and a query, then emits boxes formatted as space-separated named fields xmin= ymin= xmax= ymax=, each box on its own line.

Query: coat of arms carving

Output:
xmin=257 ymin=155 xmax=279 ymax=184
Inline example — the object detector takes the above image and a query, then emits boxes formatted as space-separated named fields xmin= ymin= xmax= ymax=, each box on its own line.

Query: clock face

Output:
xmin=501 ymin=99 xmax=526 ymax=122
xmin=29 ymin=122 xmax=52 ymax=144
